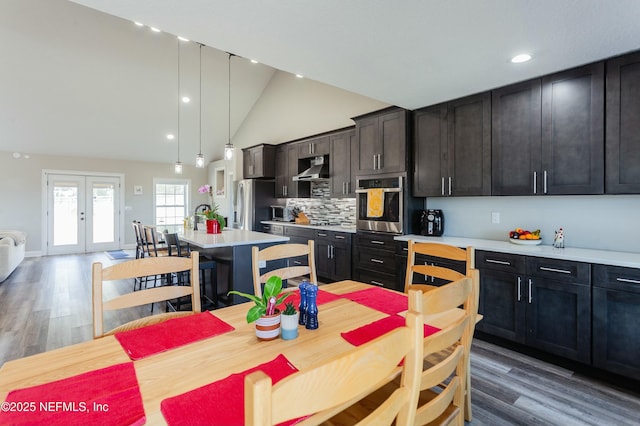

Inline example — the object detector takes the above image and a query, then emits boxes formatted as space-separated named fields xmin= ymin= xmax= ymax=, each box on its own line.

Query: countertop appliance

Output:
xmin=270 ymin=205 xmax=294 ymax=222
xmin=235 ymin=179 xmax=276 ymax=231
xmin=421 ymin=209 xmax=444 ymax=236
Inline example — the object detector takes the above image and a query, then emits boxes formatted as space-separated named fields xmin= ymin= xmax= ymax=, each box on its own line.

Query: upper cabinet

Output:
xmin=413 ymin=92 xmax=491 ymax=197
xmin=606 ymin=52 xmax=640 ymax=194
xmin=329 ymin=128 xmax=356 ymax=197
xmin=275 ymin=144 xmax=308 ymax=198
xmin=298 ymin=135 xmax=330 ymax=159
xmin=353 ymin=107 xmax=409 ymax=175
xmin=242 ymin=144 xmax=276 ymax=179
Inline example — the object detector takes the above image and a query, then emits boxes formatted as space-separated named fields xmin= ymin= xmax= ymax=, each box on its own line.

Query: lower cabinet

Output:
xmin=354 ymin=232 xmax=399 ymax=290
xmin=314 ymin=230 xmax=352 ymax=282
xmin=283 ymin=226 xmax=315 ymax=267
xmin=476 ymin=251 xmax=591 ymax=364
xmin=592 ymin=264 xmax=640 ymax=380
xmin=395 ymin=241 xmax=467 ymax=290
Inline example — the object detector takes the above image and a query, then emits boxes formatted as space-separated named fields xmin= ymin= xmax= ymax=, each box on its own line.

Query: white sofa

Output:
xmin=0 ymin=231 xmax=26 ymax=282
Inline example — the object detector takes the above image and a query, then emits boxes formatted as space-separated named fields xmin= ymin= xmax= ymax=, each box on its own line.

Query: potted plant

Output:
xmin=280 ymin=301 xmax=299 ymax=340
xmin=198 ymin=184 xmax=226 ymax=232
xmin=227 ymin=276 xmax=291 ymax=341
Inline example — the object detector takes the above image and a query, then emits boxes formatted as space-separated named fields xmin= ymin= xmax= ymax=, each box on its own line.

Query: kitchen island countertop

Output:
xmin=179 ymin=228 xmax=289 ymax=249
xmin=396 ymin=234 xmax=640 ymax=269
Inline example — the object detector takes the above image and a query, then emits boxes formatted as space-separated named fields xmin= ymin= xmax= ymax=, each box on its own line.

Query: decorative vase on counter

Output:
xmin=206 ymin=219 xmax=220 ymax=234
xmin=255 ymin=311 xmax=281 ymax=341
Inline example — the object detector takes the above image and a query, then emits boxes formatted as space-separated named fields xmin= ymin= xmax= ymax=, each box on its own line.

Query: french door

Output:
xmin=46 ymin=173 xmax=122 ymax=255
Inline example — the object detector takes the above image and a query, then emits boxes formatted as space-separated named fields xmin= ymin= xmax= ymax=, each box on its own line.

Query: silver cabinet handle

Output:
xmin=448 ymin=176 xmax=452 ymax=196
xmin=441 ymin=177 xmax=445 ymax=196
xmin=517 ymin=277 xmax=522 ymax=302
xmin=486 ymin=259 xmax=511 ymax=266
xmin=335 ymin=235 xmax=345 ymax=240
xmin=293 ymin=260 xmax=302 ymax=265
xmin=533 ymin=171 xmax=537 ymax=194
xmin=543 ymin=170 xmax=548 ymax=194
xmin=377 ymin=154 xmax=382 ymax=169
xmin=317 ymin=232 xmax=327 ymax=237
xmin=402 ymin=247 xmax=408 ymax=251
xmin=371 ymin=258 xmax=384 ymax=264
xmin=371 ymin=280 xmax=384 ymax=287
xmin=373 ymin=155 xmax=377 ymax=170
xmin=371 ymin=240 xmax=385 ymax=245
xmin=327 ymin=246 xmax=331 ymax=258
xmin=539 ymin=266 xmax=571 ymax=274
xmin=528 ymin=279 xmax=533 ymax=304
xmin=331 ymin=245 xmax=335 ymax=259
xmin=616 ymin=277 xmax=640 ymax=284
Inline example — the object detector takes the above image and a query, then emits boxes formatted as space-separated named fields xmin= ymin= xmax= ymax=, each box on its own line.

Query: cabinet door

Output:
xmin=332 ymin=243 xmax=351 ymax=281
xmin=286 ymin=145 xmax=299 ymax=198
xmin=541 ymin=63 xmax=604 ymax=194
xmin=355 ymin=115 xmax=380 ymax=175
xmin=299 ymin=136 xmax=330 ymax=158
xmin=275 ymin=146 xmax=288 ymax=198
xmin=477 ymin=269 xmax=526 ymax=343
xmin=378 ymin=109 xmax=407 ymax=174
xmin=413 ymin=104 xmax=448 ymax=197
xmin=315 ymin=238 xmax=332 ymax=278
xmin=526 ymin=279 xmax=591 ymax=363
xmin=492 ymin=79 xmax=542 ymax=195
xmin=330 ymin=131 xmax=352 ymax=196
xmin=606 ymin=52 xmax=640 ymax=194
xmin=447 ymin=92 xmax=492 ymax=196
xmin=243 ymin=149 xmax=255 ymax=178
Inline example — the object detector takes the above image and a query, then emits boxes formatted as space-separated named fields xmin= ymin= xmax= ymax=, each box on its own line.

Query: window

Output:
xmin=154 ymin=179 xmax=189 ymax=230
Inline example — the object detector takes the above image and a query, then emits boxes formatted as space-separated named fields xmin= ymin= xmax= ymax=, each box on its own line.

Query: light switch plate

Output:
xmin=491 ymin=212 xmax=500 ymax=224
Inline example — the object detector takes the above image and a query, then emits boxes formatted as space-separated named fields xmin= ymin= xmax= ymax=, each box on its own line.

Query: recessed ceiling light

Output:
xmin=134 ymin=21 xmax=144 ymax=27
xmin=150 ymin=27 xmax=161 ymax=33
xmin=182 ymin=96 xmax=190 ymax=103
xmin=166 ymin=134 xmax=175 ymax=140
xmin=250 ymin=59 xmax=259 ymax=64
xmin=177 ymin=36 xmax=189 ymax=42
xmin=295 ymin=74 xmax=304 ymax=79
xmin=511 ymin=54 xmax=532 ymax=63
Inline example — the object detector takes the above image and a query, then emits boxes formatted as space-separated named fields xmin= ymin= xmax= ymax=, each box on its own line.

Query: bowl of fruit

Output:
xmin=509 ymin=228 xmax=542 ymax=245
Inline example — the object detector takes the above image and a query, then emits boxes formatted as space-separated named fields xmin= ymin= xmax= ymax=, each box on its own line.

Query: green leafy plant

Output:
xmin=227 ymin=276 xmax=291 ymax=323
xmin=282 ymin=301 xmax=297 ymax=315
xmin=203 ymin=204 xmax=226 ymax=229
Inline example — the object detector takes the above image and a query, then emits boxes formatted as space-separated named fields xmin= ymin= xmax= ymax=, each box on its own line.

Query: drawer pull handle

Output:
xmin=293 ymin=261 xmax=302 ymax=265
xmin=403 ymin=247 xmax=408 ymax=251
xmin=317 ymin=233 xmax=327 ymax=237
xmin=486 ymin=259 xmax=511 ymax=266
xmin=370 ymin=258 xmax=384 ymax=264
xmin=371 ymin=280 xmax=384 ymax=287
xmin=335 ymin=235 xmax=345 ymax=239
xmin=371 ymin=240 xmax=385 ymax=245
xmin=616 ymin=277 xmax=640 ymax=284
xmin=539 ymin=266 xmax=571 ymax=274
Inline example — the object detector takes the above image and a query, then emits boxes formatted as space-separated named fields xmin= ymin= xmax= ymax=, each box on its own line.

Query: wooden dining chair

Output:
xmin=92 ymin=251 xmax=201 ymax=339
xmin=404 ymin=240 xmax=479 ymax=421
xmin=245 ymin=304 xmax=424 ymax=426
xmin=251 ymin=240 xmax=317 ymax=298
xmin=142 ymin=225 xmax=169 ymax=258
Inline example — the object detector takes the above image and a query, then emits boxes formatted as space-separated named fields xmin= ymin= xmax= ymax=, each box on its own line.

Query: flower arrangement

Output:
xmin=198 ymin=184 xmax=226 ymax=228
xmin=228 ymin=276 xmax=291 ymax=323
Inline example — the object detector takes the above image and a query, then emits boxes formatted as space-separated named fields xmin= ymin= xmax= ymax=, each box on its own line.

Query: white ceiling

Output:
xmin=70 ymin=0 xmax=640 ymax=110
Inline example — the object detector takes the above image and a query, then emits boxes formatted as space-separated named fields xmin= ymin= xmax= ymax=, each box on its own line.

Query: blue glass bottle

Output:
xmin=305 ymin=284 xmax=318 ymax=330
xmin=298 ymin=280 xmax=309 ymax=326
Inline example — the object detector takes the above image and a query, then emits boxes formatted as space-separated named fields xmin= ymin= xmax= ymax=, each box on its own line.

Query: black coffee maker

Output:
xmin=420 ymin=209 xmax=444 ymax=236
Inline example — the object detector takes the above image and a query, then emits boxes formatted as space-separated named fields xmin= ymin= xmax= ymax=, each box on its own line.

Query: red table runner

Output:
xmin=115 ymin=312 xmax=234 ymax=360
xmin=341 ymin=314 xmax=441 ymax=346
xmin=276 ymin=288 xmax=342 ymax=312
xmin=341 ymin=286 xmax=409 ymax=315
xmin=0 ymin=362 xmax=145 ymax=426
xmin=161 ymin=354 xmax=302 ymax=426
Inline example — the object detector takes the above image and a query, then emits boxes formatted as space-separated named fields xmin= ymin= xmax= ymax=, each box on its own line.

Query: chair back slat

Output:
xmin=252 ymin=241 xmax=317 ymax=297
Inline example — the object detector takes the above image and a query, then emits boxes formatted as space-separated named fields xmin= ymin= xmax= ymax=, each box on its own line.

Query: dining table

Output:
xmin=0 ymin=280 xmax=466 ymax=425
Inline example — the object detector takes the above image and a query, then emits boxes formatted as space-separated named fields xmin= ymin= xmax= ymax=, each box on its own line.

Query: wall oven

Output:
xmin=356 ymin=175 xmax=403 ymax=234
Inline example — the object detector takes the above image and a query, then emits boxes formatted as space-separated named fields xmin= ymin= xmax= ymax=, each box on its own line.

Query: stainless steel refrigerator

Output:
xmin=234 ymin=179 xmax=277 ymax=231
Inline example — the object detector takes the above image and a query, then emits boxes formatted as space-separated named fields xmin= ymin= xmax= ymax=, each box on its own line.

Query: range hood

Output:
xmin=292 ymin=156 xmax=329 ymax=181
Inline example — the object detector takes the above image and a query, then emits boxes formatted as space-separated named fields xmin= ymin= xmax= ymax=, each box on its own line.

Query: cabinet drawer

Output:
xmin=284 ymin=226 xmax=314 ymax=239
xmin=527 ymin=257 xmax=590 ymax=284
xmin=262 ymin=224 xmax=283 ymax=235
xmin=356 ymin=269 xmax=399 ymax=290
xmin=357 ymin=247 xmax=396 ymax=274
xmin=476 ymin=250 xmax=526 ymax=274
xmin=355 ymin=232 xmax=396 ymax=251
xmin=593 ymin=264 xmax=640 ymax=292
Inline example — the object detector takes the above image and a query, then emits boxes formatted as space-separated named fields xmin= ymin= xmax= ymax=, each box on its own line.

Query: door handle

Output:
xmin=528 ymin=279 xmax=533 ymax=304
xmin=448 ymin=176 xmax=452 ymax=196
xmin=543 ymin=170 xmax=548 ymax=194
xmin=441 ymin=177 xmax=445 ymax=196
xmin=533 ymin=171 xmax=537 ymax=194
xmin=517 ymin=276 xmax=521 ymax=302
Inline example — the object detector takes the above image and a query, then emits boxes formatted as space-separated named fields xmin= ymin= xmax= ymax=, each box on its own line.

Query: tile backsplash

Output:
xmin=286 ymin=196 xmax=356 ymax=225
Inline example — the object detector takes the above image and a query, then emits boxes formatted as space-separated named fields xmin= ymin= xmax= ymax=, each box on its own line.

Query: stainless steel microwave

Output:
xmin=270 ymin=205 xmax=294 ymax=222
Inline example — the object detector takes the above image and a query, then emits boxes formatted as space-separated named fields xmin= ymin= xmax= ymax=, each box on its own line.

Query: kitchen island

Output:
xmin=178 ymin=228 xmax=289 ymax=305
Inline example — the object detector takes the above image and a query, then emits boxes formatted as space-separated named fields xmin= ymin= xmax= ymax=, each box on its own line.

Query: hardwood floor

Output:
xmin=1 ymin=253 xmax=639 ymax=425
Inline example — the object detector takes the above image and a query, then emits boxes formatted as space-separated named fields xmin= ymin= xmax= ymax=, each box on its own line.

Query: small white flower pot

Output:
xmin=280 ymin=312 xmax=299 ymax=340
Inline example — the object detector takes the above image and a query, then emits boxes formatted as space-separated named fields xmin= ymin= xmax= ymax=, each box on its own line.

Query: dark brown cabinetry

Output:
xmin=315 ymin=230 xmax=352 ymax=282
xmin=261 ymin=223 xmax=283 ymax=235
xmin=275 ymin=145 xmax=307 ymax=198
xmin=605 ymin=52 xmax=640 ymax=194
xmin=476 ymin=251 xmax=591 ymax=363
xmin=283 ymin=226 xmax=315 ymax=267
xmin=412 ymin=93 xmax=491 ymax=197
xmin=242 ymin=144 xmax=276 ymax=179
xmin=354 ymin=232 xmax=400 ymax=290
xmin=353 ymin=108 xmax=409 ymax=175
xmin=395 ymin=241 xmax=466 ymax=290
xmin=298 ymin=136 xmax=330 ymax=159
xmin=592 ymin=264 xmax=640 ymax=380
xmin=329 ymin=129 xmax=356 ymax=196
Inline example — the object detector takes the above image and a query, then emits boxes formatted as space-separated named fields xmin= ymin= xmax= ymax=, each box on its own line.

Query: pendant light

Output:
xmin=195 ymin=43 xmax=205 ymax=168
xmin=224 ymin=53 xmax=235 ymax=160
xmin=174 ymin=38 xmax=183 ymax=174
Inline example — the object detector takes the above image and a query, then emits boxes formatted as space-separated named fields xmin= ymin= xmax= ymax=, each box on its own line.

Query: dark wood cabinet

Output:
xmin=298 ymin=136 xmax=330 ymax=159
xmin=541 ymin=63 xmax=604 ymax=195
xmin=261 ymin=223 xmax=283 ymax=235
xmin=354 ymin=232 xmax=400 ymax=290
xmin=395 ymin=241 xmax=467 ymax=290
xmin=329 ymin=129 xmax=356 ymax=196
xmin=275 ymin=145 xmax=307 ymax=198
xmin=315 ymin=230 xmax=352 ymax=282
xmin=606 ymin=52 xmax=640 ymax=194
xmin=491 ymin=79 xmax=542 ymax=195
xmin=283 ymin=226 xmax=314 ymax=267
xmin=476 ymin=251 xmax=591 ymax=363
xmin=354 ymin=108 xmax=409 ymax=175
xmin=412 ymin=93 xmax=491 ymax=196
xmin=242 ymin=144 xmax=276 ymax=179
xmin=592 ymin=264 xmax=640 ymax=380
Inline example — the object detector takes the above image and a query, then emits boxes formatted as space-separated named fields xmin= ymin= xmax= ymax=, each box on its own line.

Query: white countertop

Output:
xmin=179 ymin=228 xmax=289 ymax=248
xmin=261 ymin=221 xmax=357 ymax=234
xmin=395 ymin=235 xmax=640 ymax=269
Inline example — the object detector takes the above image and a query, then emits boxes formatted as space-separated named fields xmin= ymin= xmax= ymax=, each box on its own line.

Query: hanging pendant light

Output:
xmin=195 ymin=43 xmax=205 ymax=168
xmin=224 ymin=53 xmax=235 ymax=160
xmin=174 ymin=38 xmax=183 ymax=174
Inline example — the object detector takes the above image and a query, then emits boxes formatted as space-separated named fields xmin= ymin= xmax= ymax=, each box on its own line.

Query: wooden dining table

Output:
xmin=0 ymin=280 xmax=466 ymax=425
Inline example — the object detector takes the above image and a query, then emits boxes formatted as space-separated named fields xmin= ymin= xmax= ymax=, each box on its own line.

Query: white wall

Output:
xmin=426 ymin=195 xmax=640 ymax=253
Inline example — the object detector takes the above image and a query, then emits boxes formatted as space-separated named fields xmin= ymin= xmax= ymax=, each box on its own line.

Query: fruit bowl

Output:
xmin=509 ymin=238 xmax=542 ymax=246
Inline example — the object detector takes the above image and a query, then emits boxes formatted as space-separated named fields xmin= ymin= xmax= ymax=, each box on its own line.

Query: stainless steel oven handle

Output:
xmin=355 ymin=188 xmax=401 ymax=193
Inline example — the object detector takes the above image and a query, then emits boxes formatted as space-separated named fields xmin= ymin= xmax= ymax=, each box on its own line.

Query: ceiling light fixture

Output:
xmin=511 ymin=53 xmax=532 ymax=63
xmin=250 ymin=59 xmax=258 ymax=64
xmin=196 ymin=43 xmax=205 ymax=168
xmin=166 ymin=134 xmax=175 ymax=140
xmin=295 ymin=74 xmax=304 ymax=78
xmin=174 ymin=39 xmax=183 ymax=174
xmin=224 ymin=53 xmax=235 ymax=160
xmin=182 ymin=96 xmax=190 ymax=103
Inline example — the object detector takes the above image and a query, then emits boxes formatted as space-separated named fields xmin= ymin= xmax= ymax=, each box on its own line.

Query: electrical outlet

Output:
xmin=491 ymin=212 xmax=500 ymax=224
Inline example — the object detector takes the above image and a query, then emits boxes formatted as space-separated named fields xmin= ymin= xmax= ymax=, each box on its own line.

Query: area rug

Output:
xmin=105 ymin=250 xmax=134 ymax=260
